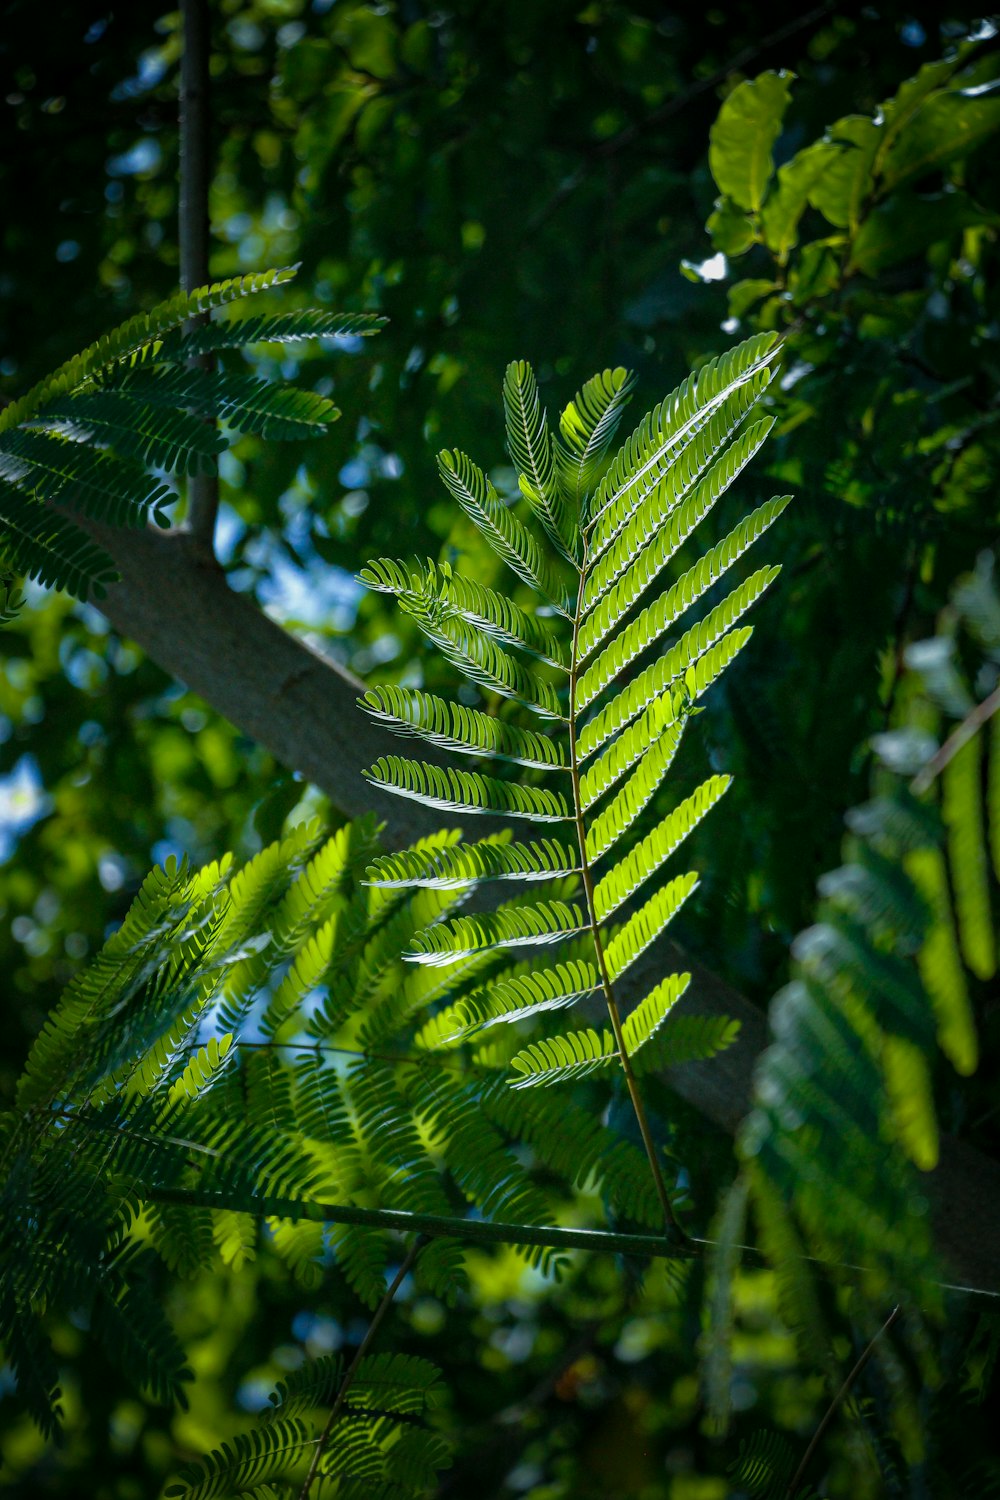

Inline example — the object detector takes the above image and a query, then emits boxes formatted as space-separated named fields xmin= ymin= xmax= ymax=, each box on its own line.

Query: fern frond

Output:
xmin=405 ymin=900 xmax=586 ymax=964
xmin=365 ymin=756 xmax=571 ymax=821
xmin=164 ymin=1417 xmax=313 ymax=1498
xmin=504 ymin=359 xmax=576 ymax=561
xmin=359 ymin=345 xmax=784 ymax=1248
xmin=632 ymin=1013 xmax=741 ymax=1074
xmin=588 ymin=331 xmax=777 ymax=530
xmin=165 ymin=307 xmax=384 ymax=357
xmin=361 ymin=685 xmax=565 ymax=768
xmin=423 ymin=958 xmax=599 ymax=1039
xmin=603 ymin=872 xmax=700 ymax=982
xmin=0 ymin=426 xmax=173 ymax=528
xmin=359 ymin=556 xmax=566 ymax=665
xmin=0 ymin=267 xmax=299 ymax=434
xmin=585 ymin=717 xmax=686 ymax=863
xmin=557 ymin=366 xmax=637 ymax=516
xmin=0 ymin=479 xmax=118 ymax=596
xmin=578 ymin=625 xmax=753 ymax=763
xmin=365 ymin=835 xmax=579 ymax=889
xmin=31 ymin=389 xmax=224 ymax=475
xmin=436 ymin=448 xmax=571 ymax=614
xmin=509 ymin=1028 xmax=619 ymax=1088
xmin=588 ymin=368 xmax=772 ymax=565
xmin=594 ymin=777 xmax=731 ymax=921
xmin=621 ymin=973 xmax=692 ymax=1056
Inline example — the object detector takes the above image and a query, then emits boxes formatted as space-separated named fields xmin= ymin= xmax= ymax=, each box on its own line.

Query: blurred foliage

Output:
xmin=2 ymin=3 xmax=1000 ymax=1497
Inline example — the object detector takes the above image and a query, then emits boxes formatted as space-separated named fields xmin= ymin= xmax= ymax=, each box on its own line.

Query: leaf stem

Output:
xmin=785 ymin=1304 xmax=901 ymax=1498
xmin=568 ymin=568 xmax=689 ymax=1243
xmin=296 ymin=1236 xmax=425 ymax=1500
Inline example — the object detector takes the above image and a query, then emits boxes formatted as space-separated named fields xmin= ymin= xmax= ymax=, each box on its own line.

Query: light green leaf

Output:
xmin=594 ymin=776 xmax=731 ymax=922
xmin=707 ymin=197 xmax=758 ymax=257
xmin=406 ymin=900 xmax=586 ymax=964
xmin=604 ymin=872 xmax=700 ymax=983
xmin=509 ymin=1028 xmax=619 ymax=1089
xmin=708 ymin=71 xmax=795 ymax=213
xmin=360 ymin=685 xmax=567 ymax=769
xmin=943 ymin=735 xmax=996 ymax=982
xmin=364 ymin=756 xmax=571 ymax=821
xmin=621 ymin=973 xmax=691 ymax=1056
xmin=807 ymin=116 xmax=879 ymax=231
xmin=365 ymin=835 xmax=579 ymax=889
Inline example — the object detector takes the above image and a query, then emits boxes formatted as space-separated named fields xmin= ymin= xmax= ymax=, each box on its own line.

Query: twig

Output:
xmin=179 ymin=0 xmax=220 ymax=557
xmin=911 ymin=681 xmax=1000 ymax=796
xmin=786 ymin=1304 xmax=901 ymax=1498
xmin=296 ymin=1236 xmax=425 ymax=1500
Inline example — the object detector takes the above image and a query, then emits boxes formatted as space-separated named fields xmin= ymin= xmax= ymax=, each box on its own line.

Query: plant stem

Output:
xmin=786 ymin=1304 xmax=901 ymax=1498
xmin=910 ymin=681 xmax=1000 ymax=795
xmin=179 ymin=0 xmax=219 ymax=556
xmin=296 ymin=1236 xmax=425 ymax=1500
xmin=147 ymin=1183 xmax=699 ymax=1261
xmin=567 ymin=568 xmax=689 ymax=1243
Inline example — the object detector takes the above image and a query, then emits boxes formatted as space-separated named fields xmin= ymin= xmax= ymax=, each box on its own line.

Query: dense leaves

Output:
xmin=2 ymin=6 xmax=1000 ymax=1499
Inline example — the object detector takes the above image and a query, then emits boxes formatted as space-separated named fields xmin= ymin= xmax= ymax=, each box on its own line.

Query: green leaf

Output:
xmin=880 ymin=88 xmax=1000 ymax=193
xmin=848 ymin=189 xmax=1000 ymax=276
xmin=364 ymin=756 xmax=571 ymax=821
xmin=578 ymin=622 xmax=753 ymax=765
xmin=365 ymin=835 xmax=579 ymax=889
xmin=509 ymin=1028 xmax=619 ymax=1088
xmin=406 ymin=900 xmax=586 ymax=964
xmin=0 ymin=427 xmax=173 ymax=528
xmin=165 ymin=308 xmax=384 ymax=357
xmin=437 ymin=448 xmax=571 ymax=615
xmin=557 ymin=366 xmax=637 ymax=516
xmin=594 ymin=776 xmax=731 ymax=922
xmin=503 ymin=360 xmax=576 ymax=561
xmin=0 ymin=266 xmax=300 ymax=435
xmin=359 ymin=556 xmax=566 ymax=666
xmin=807 ymin=116 xmax=880 ymax=231
xmin=425 ymin=959 xmax=599 ymax=1040
xmin=360 ymin=684 xmax=566 ymax=769
xmin=585 ymin=717 xmax=686 ymax=864
xmin=632 ymin=1013 xmax=741 ymax=1075
xmin=0 ymin=477 xmax=118 ymax=598
xmin=708 ymin=70 xmax=795 ymax=213
xmin=580 ymin=693 xmax=684 ymax=812
xmin=590 ymin=331 xmax=777 ymax=540
xmin=604 ymin=871 xmax=700 ymax=982
xmin=943 ymin=734 xmax=996 ymax=982
xmin=34 ymin=390 xmax=225 ymax=476
xmin=707 ymin=197 xmax=758 ymax=257
xmin=759 ymin=143 xmax=831 ymax=261
xmin=621 ymin=972 xmax=691 ymax=1056
xmin=164 ymin=1416 xmax=314 ymax=1498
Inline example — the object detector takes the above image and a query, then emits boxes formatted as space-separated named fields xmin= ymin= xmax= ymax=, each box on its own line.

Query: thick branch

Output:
xmin=90 ymin=521 xmax=1000 ymax=1296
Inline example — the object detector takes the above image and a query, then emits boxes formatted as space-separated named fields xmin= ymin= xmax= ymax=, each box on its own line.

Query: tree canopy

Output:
xmin=1 ymin=3 xmax=999 ymax=1497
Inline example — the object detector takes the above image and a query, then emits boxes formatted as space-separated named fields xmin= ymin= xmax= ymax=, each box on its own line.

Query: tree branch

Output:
xmin=179 ymin=0 xmax=219 ymax=557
